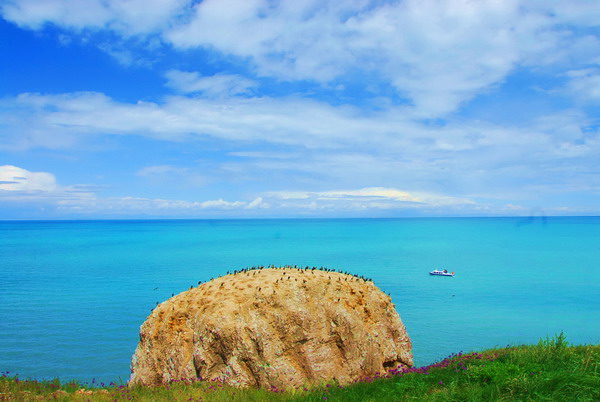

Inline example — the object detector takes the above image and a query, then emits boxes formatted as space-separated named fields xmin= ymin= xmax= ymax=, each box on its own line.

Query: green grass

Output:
xmin=2 ymin=334 xmax=599 ymax=401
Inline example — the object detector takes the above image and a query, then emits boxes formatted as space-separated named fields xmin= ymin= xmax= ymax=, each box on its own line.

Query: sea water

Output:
xmin=1 ymin=217 xmax=599 ymax=384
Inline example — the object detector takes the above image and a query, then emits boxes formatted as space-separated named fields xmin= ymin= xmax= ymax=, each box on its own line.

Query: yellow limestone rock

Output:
xmin=129 ymin=267 xmax=412 ymax=388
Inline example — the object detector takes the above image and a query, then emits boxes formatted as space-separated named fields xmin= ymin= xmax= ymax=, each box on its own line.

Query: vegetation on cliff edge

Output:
xmin=1 ymin=334 xmax=598 ymax=401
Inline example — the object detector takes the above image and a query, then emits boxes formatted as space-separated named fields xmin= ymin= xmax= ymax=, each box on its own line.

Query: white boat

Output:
xmin=429 ymin=269 xmax=455 ymax=277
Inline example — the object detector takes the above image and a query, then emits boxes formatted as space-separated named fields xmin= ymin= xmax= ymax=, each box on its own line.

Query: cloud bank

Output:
xmin=0 ymin=165 xmax=495 ymax=217
xmin=3 ymin=165 xmax=595 ymax=219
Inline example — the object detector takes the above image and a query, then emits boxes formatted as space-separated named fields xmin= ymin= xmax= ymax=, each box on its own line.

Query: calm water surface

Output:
xmin=1 ymin=217 xmax=599 ymax=384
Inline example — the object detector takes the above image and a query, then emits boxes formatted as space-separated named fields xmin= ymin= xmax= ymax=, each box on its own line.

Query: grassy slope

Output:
xmin=1 ymin=334 xmax=599 ymax=401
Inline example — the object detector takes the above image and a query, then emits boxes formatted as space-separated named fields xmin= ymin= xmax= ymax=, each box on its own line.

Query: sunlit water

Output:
xmin=1 ymin=217 xmax=599 ymax=385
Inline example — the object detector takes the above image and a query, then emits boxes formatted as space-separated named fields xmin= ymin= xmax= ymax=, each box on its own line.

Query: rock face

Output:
xmin=130 ymin=267 xmax=412 ymax=388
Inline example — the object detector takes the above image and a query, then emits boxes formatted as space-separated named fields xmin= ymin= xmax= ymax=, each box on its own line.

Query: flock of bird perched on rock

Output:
xmin=152 ymin=265 xmax=378 ymax=313
xmin=225 ymin=265 xmax=374 ymax=282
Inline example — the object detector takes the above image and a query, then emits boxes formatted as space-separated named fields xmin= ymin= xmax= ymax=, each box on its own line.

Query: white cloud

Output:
xmin=44 ymin=185 xmax=482 ymax=216
xmin=0 ymin=165 xmax=259 ymax=214
xmin=1 ymin=0 xmax=110 ymax=30
xmin=0 ymin=165 xmax=96 ymax=206
xmin=566 ymin=68 xmax=600 ymax=101
xmin=0 ymin=90 xmax=537 ymax=154
xmin=165 ymin=71 xmax=257 ymax=97
xmin=1 ymin=0 xmax=190 ymax=34
xmin=193 ymin=198 xmax=245 ymax=209
xmin=227 ymin=151 xmax=297 ymax=159
xmin=345 ymin=0 xmax=524 ymax=116
xmin=136 ymin=165 xmax=187 ymax=177
xmin=4 ymin=0 xmax=598 ymax=116
xmin=0 ymin=91 xmax=393 ymax=149
xmin=1 ymin=166 xmax=595 ymax=217
xmin=137 ymin=164 xmax=208 ymax=187
xmin=161 ymin=0 xmax=596 ymax=116
xmin=165 ymin=0 xmax=358 ymax=81
xmin=266 ymin=187 xmax=475 ymax=209
xmin=56 ymin=196 xmax=250 ymax=214
xmin=0 ymin=165 xmax=58 ymax=192
xmin=96 ymin=42 xmax=150 ymax=67
xmin=534 ymin=1 xmax=600 ymax=27
xmin=319 ymin=188 xmax=422 ymax=202
xmin=2 ymin=90 xmax=599 ymax=204
xmin=246 ymin=196 xmax=268 ymax=209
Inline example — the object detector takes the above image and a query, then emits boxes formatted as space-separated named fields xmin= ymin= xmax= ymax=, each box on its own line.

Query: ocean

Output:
xmin=1 ymin=217 xmax=599 ymax=385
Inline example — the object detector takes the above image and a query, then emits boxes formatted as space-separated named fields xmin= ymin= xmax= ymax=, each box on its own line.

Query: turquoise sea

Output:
xmin=1 ymin=217 xmax=599 ymax=385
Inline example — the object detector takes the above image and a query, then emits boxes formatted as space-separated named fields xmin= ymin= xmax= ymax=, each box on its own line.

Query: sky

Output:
xmin=1 ymin=0 xmax=600 ymax=219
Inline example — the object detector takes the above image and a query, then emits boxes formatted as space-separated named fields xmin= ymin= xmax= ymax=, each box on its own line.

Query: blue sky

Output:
xmin=1 ymin=0 xmax=600 ymax=219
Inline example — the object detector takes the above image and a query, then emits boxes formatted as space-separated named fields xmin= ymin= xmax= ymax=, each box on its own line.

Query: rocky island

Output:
xmin=130 ymin=266 xmax=413 ymax=389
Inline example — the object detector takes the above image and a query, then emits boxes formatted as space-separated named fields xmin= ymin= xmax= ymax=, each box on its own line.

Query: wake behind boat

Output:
xmin=430 ymin=269 xmax=455 ymax=277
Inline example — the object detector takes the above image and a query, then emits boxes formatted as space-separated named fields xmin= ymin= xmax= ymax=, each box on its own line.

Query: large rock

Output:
xmin=129 ymin=267 xmax=412 ymax=388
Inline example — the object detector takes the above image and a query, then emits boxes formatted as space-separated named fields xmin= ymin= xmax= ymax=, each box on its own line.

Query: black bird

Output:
xmin=153 ymin=287 xmax=159 ymax=291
